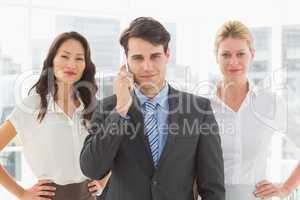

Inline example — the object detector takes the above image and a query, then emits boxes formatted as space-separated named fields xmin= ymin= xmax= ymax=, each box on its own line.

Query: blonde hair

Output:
xmin=214 ymin=20 xmax=254 ymax=55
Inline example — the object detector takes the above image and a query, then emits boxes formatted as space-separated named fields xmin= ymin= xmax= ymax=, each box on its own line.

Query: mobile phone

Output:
xmin=125 ymin=60 xmax=129 ymax=72
xmin=122 ymin=52 xmax=130 ymax=72
xmin=122 ymin=53 xmax=135 ymax=91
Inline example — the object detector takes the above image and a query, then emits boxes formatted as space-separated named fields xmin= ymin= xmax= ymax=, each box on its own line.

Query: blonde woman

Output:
xmin=211 ymin=20 xmax=300 ymax=199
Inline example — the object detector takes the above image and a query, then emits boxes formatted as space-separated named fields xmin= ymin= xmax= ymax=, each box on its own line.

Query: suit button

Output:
xmin=152 ymin=180 xmax=158 ymax=186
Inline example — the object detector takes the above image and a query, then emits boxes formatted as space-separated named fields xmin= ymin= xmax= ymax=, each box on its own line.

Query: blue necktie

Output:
xmin=144 ymin=101 xmax=159 ymax=167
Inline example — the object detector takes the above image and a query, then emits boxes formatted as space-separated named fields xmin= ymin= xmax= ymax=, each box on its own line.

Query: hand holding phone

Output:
xmin=114 ymin=60 xmax=134 ymax=117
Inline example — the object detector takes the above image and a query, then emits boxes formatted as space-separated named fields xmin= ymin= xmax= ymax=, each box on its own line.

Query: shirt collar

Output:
xmin=209 ymin=79 xmax=258 ymax=102
xmin=134 ymin=83 xmax=169 ymax=109
xmin=48 ymin=94 xmax=84 ymax=113
xmin=247 ymin=80 xmax=258 ymax=95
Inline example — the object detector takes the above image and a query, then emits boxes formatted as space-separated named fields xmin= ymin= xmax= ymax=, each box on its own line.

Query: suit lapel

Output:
xmin=156 ymin=86 xmax=181 ymax=169
xmin=127 ymin=95 xmax=155 ymax=174
xmin=127 ymin=87 xmax=182 ymax=172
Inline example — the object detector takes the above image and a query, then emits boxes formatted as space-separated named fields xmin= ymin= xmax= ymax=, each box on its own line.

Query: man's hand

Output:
xmin=88 ymin=171 xmax=111 ymax=196
xmin=114 ymin=65 xmax=134 ymax=117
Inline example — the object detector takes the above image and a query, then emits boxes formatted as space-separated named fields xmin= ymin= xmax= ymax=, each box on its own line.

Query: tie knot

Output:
xmin=144 ymin=101 xmax=157 ymax=113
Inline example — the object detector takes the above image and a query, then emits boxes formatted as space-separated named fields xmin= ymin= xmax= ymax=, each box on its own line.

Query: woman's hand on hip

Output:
xmin=254 ymin=180 xmax=290 ymax=199
xmin=19 ymin=179 xmax=56 ymax=200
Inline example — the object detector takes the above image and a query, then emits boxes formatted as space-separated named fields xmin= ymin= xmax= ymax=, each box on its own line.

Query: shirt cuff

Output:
xmin=112 ymin=108 xmax=130 ymax=121
xmin=95 ymin=188 xmax=103 ymax=196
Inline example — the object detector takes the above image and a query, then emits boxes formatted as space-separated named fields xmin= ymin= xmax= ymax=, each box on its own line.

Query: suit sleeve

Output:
xmin=80 ymin=101 xmax=126 ymax=180
xmin=196 ymin=100 xmax=225 ymax=200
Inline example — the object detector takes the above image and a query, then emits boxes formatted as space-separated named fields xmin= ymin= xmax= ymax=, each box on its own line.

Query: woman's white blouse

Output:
xmin=8 ymin=94 xmax=90 ymax=185
xmin=209 ymin=82 xmax=300 ymax=185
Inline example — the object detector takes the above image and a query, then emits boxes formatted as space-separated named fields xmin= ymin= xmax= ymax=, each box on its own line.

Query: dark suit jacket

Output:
xmin=80 ymin=86 xmax=225 ymax=200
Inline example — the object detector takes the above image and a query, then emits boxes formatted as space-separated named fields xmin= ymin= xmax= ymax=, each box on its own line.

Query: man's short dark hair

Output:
xmin=120 ymin=17 xmax=171 ymax=55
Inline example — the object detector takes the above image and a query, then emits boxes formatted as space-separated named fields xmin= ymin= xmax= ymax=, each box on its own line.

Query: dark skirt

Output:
xmin=41 ymin=180 xmax=96 ymax=200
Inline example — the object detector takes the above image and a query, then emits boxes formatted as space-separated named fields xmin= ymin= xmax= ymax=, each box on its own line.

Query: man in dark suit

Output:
xmin=80 ymin=17 xmax=225 ymax=200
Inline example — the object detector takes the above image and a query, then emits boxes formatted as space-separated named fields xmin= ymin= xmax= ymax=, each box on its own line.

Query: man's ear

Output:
xmin=165 ymin=48 xmax=171 ymax=60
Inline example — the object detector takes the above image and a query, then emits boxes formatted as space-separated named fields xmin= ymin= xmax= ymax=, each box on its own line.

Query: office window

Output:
xmin=283 ymin=26 xmax=300 ymax=106
xmin=0 ymin=5 xmax=28 ymax=186
xmin=0 ymin=1 xmax=299 ymax=199
xmin=31 ymin=0 xmax=126 ymax=12
xmin=249 ymin=27 xmax=272 ymax=84
xmin=0 ymin=0 xmax=28 ymax=4
xmin=282 ymin=26 xmax=300 ymax=159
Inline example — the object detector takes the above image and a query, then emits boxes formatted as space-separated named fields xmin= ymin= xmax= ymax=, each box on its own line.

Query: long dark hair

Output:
xmin=29 ymin=31 xmax=98 ymax=123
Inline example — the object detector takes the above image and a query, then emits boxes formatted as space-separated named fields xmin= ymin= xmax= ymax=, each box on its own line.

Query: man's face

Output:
xmin=127 ymin=37 xmax=170 ymax=94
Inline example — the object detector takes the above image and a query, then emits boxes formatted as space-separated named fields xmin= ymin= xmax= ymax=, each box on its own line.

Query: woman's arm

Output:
xmin=0 ymin=120 xmax=56 ymax=200
xmin=254 ymin=161 xmax=300 ymax=198
xmin=0 ymin=120 xmax=24 ymax=198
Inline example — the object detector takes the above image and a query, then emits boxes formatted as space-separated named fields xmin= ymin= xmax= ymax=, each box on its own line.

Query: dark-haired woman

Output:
xmin=0 ymin=32 xmax=109 ymax=200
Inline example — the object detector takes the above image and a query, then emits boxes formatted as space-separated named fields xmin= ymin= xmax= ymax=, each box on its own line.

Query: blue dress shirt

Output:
xmin=134 ymin=84 xmax=169 ymax=162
